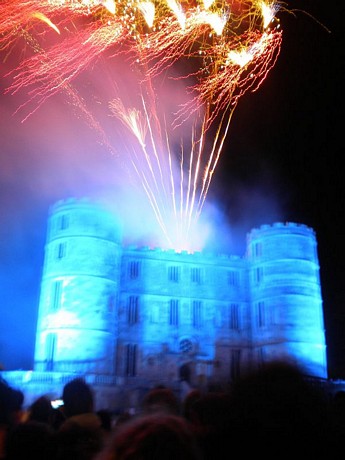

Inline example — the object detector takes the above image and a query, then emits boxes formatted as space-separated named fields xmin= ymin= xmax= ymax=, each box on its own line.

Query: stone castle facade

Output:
xmin=31 ymin=198 xmax=327 ymax=390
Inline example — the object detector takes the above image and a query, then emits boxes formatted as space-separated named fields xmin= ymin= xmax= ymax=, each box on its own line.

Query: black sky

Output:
xmin=217 ymin=0 xmax=345 ymax=377
xmin=1 ymin=0 xmax=344 ymax=377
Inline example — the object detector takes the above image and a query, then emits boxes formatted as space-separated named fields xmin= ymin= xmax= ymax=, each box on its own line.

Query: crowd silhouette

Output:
xmin=1 ymin=362 xmax=345 ymax=459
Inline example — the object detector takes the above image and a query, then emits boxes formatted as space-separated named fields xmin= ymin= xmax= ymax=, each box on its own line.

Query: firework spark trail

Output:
xmin=174 ymin=29 xmax=282 ymax=129
xmin=61 ymin=82 xmax=117 ymax=154
xmin=110 ymin=100 xmax=169 ymax=236
xmin=128 ymin=143 xmax=175 ymax=247
xmin=0 ymin=0 xmax=86 ymax=52
xmin=136 ymin=13 xmax=219 ymax=78
xmin=110 ymin=100 xmax=179 ymax=247
xmin=4 ymin=0 xmax=282 ymax=124
xmin=140 ymin=94 xmax=171 ymax=205
xmin=1 ymin=4 xmax=117 ymax=147
xmin=197 ymin=105 xmax=235 ymax=220
xmin=163 ymin=125 xmax=179 ymax=233
xmin=184 ymin=116 xmax=207 ymax=235
xmin=109 ymin=95 xmax=175 ymax=236
xmin=110 ymin=93 xmax=200 ymax=246
xmin=6 ymin=20 xmax=129 ymax=110
xmin=1 ymin=0 xmax=283 ymax=250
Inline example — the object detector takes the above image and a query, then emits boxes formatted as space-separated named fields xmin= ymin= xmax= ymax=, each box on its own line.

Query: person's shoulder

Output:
xmin=60 ymin=412 xmax=102 ymax=431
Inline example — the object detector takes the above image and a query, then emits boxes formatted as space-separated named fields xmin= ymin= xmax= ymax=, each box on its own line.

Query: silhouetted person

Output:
xmin=0 ymin=378 xmax=24 ymax=459
xmin=62 ymin=378 xmax=94 ymax=418
xmin=227 ymin=361 xmax=333 ymax=457
xmin=28 ymin=396 xmax=54 ymax=426
xmin=0 ymin=378 xmax=24 ymax=427
xmin=55 ymin=378 xmax=103 ymax=460
xmin=141 ymin=387 xmax=180 ymax=416
xmin=182 ymin=389 xmax=202 ymax=423
xmin=328 ymin=390 xmax=345 ymax=455
xmin=98 ymin=413 xmax=202 ymax=460
xmin=5 ymin=421 xmax=55 ymax=460
xmin=184 ymin=391 xmax=232 ymax=459
xmin=97 ymin=409 xmax=112 ymax=433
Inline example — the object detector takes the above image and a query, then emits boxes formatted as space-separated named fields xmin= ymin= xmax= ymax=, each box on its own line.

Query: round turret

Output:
xmin=247 ymin=222 xmax=327 ymax=378
xmin=34 ymin=198 xmax=122 ymax=374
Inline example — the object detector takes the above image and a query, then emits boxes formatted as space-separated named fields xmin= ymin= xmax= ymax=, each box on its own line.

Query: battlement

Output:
xmin=249 ymin=221 xmax=315 ymax=238
xmin=49 ymin=197 xmax=94 ymax=213
xmin=247 ymin=223 xmax=317 ymax=252
xmin=123 ymin=243 xmax=242 ymax=263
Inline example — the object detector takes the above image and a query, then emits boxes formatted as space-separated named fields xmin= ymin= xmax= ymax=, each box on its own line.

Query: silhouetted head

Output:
xmin=182 ymin=389 xmax=202 ymax=422
xmin=55 ymin=419 xmax=103 ymax=460
xmin=29 ymin=396 xmax=54 ymax=424
xmin=5 ymin=421 xmax=54 ymax=460
xmin=0 ymin=378 xmax=24 ymax=425
xmin=97 ymin=409 xmax=112 ymax=432
xmin=228 ymin=361 xmax=330 ymax=455
xmin=62 ymin=378 xmax=94 ymax=417
xmin=141 ymin=387 xmax=180 ymax=415
xmin=99 ymin=413 xmax=201 ymax=460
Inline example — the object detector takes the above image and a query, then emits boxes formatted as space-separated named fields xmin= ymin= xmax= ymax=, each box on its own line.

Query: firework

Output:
xmin=1 ymin=0 xmax=283 ymax=250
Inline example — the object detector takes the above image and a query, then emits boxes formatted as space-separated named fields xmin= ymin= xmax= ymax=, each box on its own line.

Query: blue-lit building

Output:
xmin=36 ymin=199 xmax=327 ymax=378
xmin=3 ymin=198 xmax=328 ymax=408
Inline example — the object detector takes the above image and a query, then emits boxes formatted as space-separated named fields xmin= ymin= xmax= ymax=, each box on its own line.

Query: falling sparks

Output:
xmin=166 ymin=0 xmax=186 ymax=30
xmin=138 ymin=1 xmax=155 ymax=28
xmin=1 ymin=0 xmax=283 ymax=251
xmin=31 ymin=12 xmax=61 ymax=35
xmin=102 ymin=0 xmax=116 ymax=15
xmin=261 ymin=0 xmax=280 ymax=29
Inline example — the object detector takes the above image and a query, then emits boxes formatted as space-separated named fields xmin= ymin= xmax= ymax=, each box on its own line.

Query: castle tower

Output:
xmin=34 ymin=198 xmax=122 ymax=375
xmin=246 ymin=223 xmax=327 ymax=378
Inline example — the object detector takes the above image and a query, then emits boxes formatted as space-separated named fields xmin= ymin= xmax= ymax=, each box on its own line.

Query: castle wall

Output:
xmin=246 ymin=223 xmax=327 ymax=378
xmin=33 ymin=200 xmax=328 ymax=388
xmin=116 ymin=247 xmax=251 ymax=384
xmin=34 ymin=199 xmax=122 ymax=375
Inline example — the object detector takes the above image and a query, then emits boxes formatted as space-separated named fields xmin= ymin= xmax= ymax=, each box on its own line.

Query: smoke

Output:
xmin=0 ymin=40 xmax=289 ymax=369
xmin=0 ymin=48 xmax=288 ymax=254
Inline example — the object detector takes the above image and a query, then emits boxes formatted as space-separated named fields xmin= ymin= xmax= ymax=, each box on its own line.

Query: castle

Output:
xmin=2 ymin=198 xmax=328 ymax=408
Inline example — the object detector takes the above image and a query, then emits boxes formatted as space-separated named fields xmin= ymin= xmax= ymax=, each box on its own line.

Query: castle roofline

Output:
xmin=248 ymin=222 xmax=316 ymax=238
xmin=123 ymin=243 xmax=243 ymax=262
xmin=50 ymin=197 xmax=92 ymax=213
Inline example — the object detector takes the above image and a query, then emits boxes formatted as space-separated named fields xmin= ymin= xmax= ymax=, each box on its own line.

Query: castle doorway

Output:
xmin=179 ymin=362 xmax=192 ymax=384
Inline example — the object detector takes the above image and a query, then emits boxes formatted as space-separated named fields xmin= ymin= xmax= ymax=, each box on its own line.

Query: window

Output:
xmin=127 ymin=296 xmax=139 ymax=324
xmin=257 ymin=301 xmax=265 ymax=328
xmin=126 ymin=344 xmax=137 ymax=377
xmin=180 ymin=339 xmax=193 ymax=354
xmin=254 ymin=242 xmax=262 ymax=258
xmin=258 ymin=347 xmax=266 ymax=368
xmin=45 ymin=333 xmax=57 ymax=371
xmin=129 ymin=260 xmax=140 ymax=279
xmin=168 ymin=266 xmax=180 ymax=282
xmin=51 ymin=281 xmax=62 ymax=311
xmin=191 ymin=267 xmax=201 ymax=284
xmin=59 ymin=214 xmax=69 ymax=230
xmin=229 ymin=303 xmax=240 ymax=330
xmin=230 ymin=349 xmax=241 ymax=381
xmin=57 ymin=242 xmax=66 ymax=259
xmin=228 ymin=270 xmax=239 ymax=286
xmin=169 ymin=299 xmax=179 ymax=326
xmin=192 ymin=300 xmax=202 ymax=328
xmin=255 ymin=267 xmax=264 ymax=284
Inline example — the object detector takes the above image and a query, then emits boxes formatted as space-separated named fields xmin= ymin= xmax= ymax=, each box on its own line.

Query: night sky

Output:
xmin=1 ymin=1 xmax=344 ymax=378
